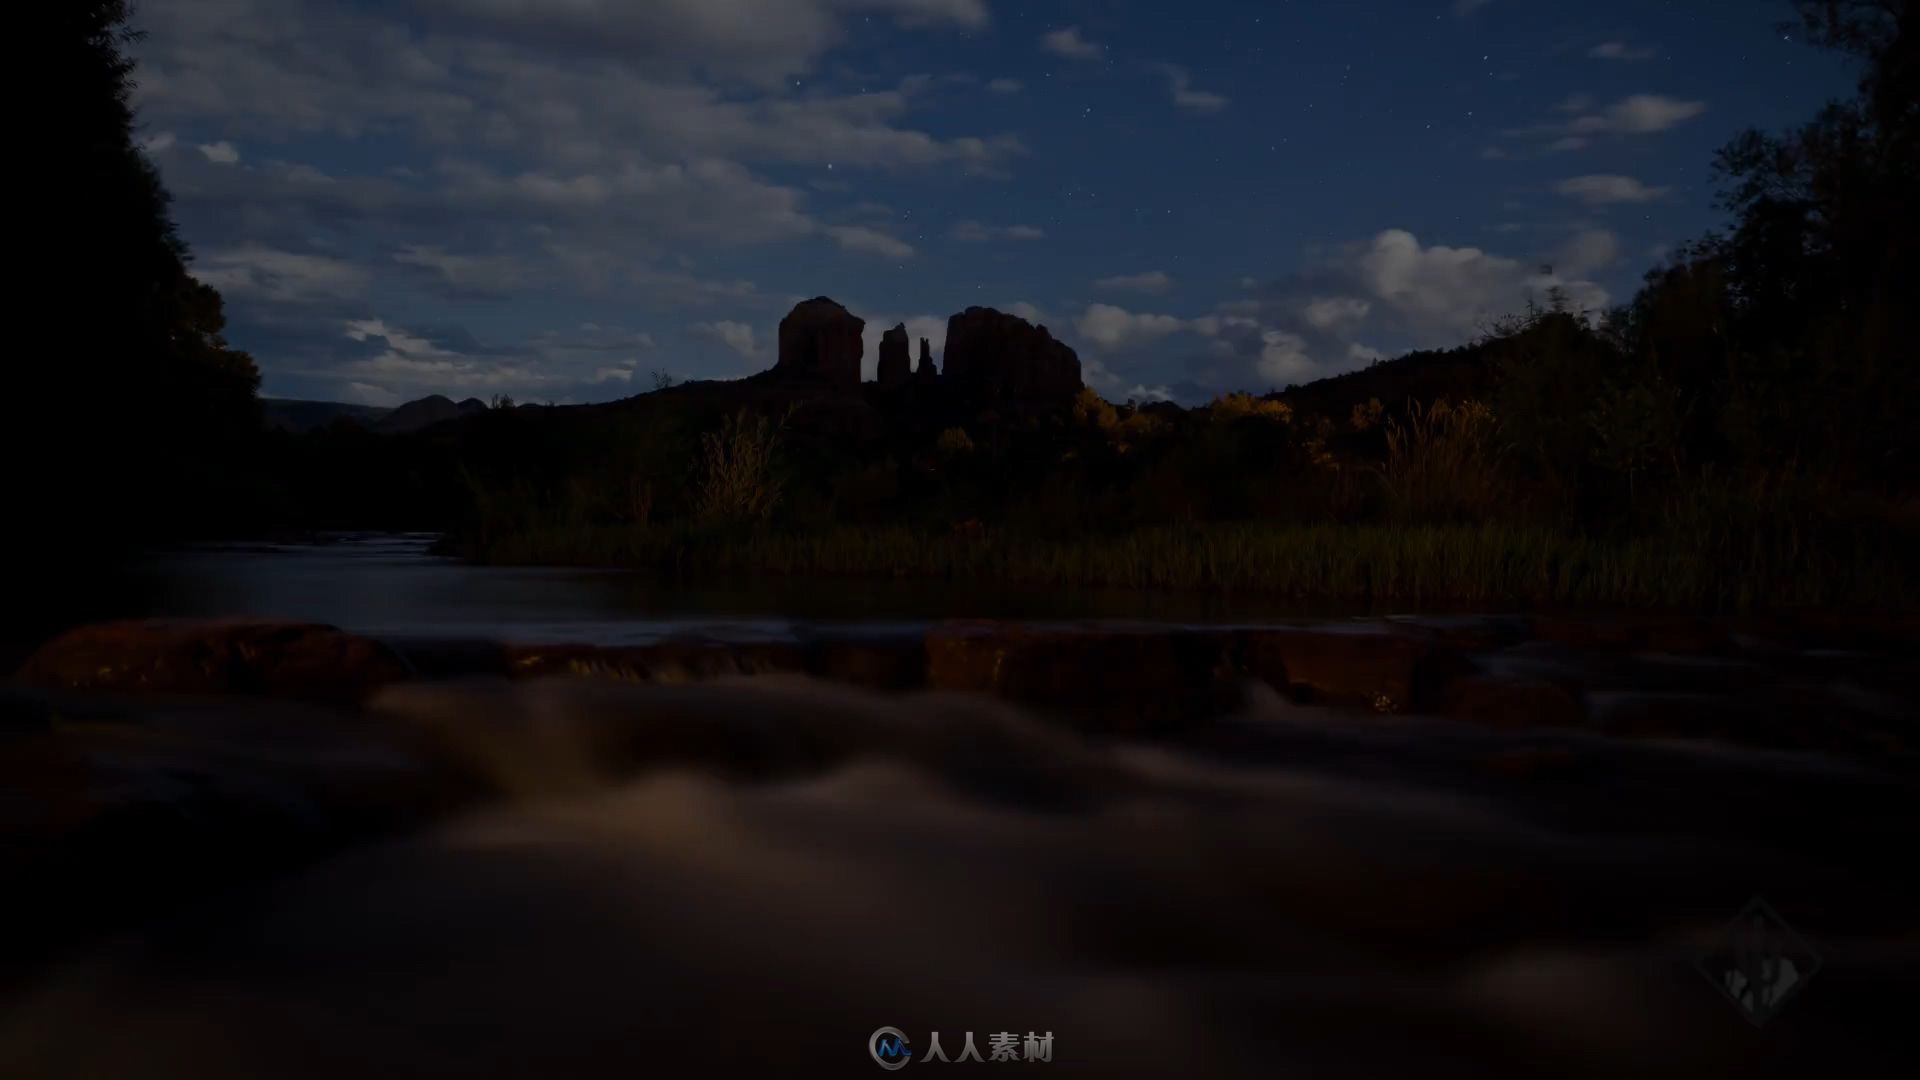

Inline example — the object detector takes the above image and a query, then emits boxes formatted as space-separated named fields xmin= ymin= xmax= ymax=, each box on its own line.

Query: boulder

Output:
xmin=941 ymin=306 xmax=1083 ymax=405
xmin=775 ymin=297 xmax=864 ymax=388
xmin=876 ymin=323 xmax=911 ymax=388
xmin=13 ymin=619 xmax=414 ymax=705
xmin=1236 ymin=624 xmax=1467 ymax=713
xmin=915 ymin=337 xmax=938 ymax=382
xmin=925 ymin=623 xmax=1239 ymax=733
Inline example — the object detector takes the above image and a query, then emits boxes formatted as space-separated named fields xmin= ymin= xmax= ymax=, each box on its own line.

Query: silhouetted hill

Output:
xmin=262 ymin=398 xmax=392 ymax=433
xmin=1273 ymin=341 xmax=1496 ymax=421
xmin=374 ymin=395 xmax=490 ymax=434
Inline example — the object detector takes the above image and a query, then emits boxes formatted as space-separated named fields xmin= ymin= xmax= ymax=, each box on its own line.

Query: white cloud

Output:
xmin=951 ymin=221 xmax=1045 ymax=242
xmin=1302 ymin=296 xmax=1371 ymax=331
xmin=1189 ymin=314 xmax=1261 ymax=337
xmin=1354 ymin=228 xmax=1608 ymax=337
xmin=195 ymin=246 xmax=369 ymax=303
xmin=1589 ymin=41 xmax=1657 ymax=61
xmin=690 ymin=320 xmax=760 ymax=359
xmin=1074 ymin=304 xmax=1185 ymax=350
xmin=1553 ymin=174 xmax=1669 ymax=204
xmin=1094 ymin=271 xmax=1173 ymax=294
xmin=1567 ymin=94 xmax=1705 ymax=134
xmin=345 ymin=381 xmax=399 ymax=407
xmin=1007 ymin=301 xmax=1047 ymax=324
xmin=986 ymin=77 xmax=1023 ymax=94
xmin=1256 ymin=330 xmax=1316 ymax=385
xmin=1040 ymin=26 xmax=1103 ymax=60
xmin=140 ymin=131 xmax=177 ymax=153
xmin=823 ymin=224 xmax=914 ymax=258
xmin=1154 ymin=64 xmax=1228 ymax=112
xmin=1348 ymin=343 xmax=1385 ymax=364
xmin=198 ymin=141 xmax=240 ymax=164
xmin=1127 ymin=384 xmax=1175 ymax=402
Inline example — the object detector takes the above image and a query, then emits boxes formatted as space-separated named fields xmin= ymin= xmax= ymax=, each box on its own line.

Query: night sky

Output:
xmin=131 ymin=1 xmax=1857 ymax=407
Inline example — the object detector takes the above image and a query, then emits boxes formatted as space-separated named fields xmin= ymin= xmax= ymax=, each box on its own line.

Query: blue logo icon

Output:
xmin=870 ymin=1026 xmax=913 ymax=1070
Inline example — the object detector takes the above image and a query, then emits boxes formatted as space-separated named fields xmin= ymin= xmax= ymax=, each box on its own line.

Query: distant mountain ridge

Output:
xmin=262 ymin=395 xmax=489 ymax=435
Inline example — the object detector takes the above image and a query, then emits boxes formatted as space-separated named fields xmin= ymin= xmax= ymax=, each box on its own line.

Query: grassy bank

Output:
xmin=445 ymin=519 xmax=1917 ymax=613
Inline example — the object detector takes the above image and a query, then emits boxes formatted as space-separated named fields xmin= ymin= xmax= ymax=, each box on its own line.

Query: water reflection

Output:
xmin=40 ymin=533 xmax=1376 ymax=649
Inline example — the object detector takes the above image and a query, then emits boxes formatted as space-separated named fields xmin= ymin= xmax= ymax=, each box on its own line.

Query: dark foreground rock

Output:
xmin=15 ymin=619 xmax=414 ymax=705
xmin=13 ymin=615 xmax=1916 ymax=757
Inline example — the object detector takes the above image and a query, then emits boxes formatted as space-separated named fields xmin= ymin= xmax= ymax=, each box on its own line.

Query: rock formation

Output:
xmin=941 ymin=307 xmax=1083 ymax=405
xmin=775 ymin=297 xmax=864 ymax=388
xmin=876 ymin=323 xmax=911 ymax=389
xmin=915 ymin=338 xmax=938 ymax=383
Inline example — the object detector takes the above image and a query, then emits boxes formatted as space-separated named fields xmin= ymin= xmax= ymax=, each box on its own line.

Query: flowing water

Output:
xmin=2 ymin=536 xmax=1913 ymax=1077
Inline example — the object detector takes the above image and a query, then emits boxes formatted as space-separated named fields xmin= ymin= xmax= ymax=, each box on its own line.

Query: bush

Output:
xmin=695 ymin=409 xmax=788 ymax=523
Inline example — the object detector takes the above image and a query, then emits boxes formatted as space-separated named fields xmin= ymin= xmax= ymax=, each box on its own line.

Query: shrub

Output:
xmin=1209 ymin=391 xmax=1293 ymax=423
xmin=695 ymin=409 xmax=787 ymax=523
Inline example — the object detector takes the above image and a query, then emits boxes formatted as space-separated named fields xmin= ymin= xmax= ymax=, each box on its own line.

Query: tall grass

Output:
xmin=1379 ymin=398 xmax=1506 ymax=522
xmin=451 ymin=519 xmax=1916 ymax=613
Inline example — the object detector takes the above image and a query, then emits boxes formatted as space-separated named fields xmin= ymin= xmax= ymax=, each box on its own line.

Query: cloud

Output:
xmin=1552 ymin=174 xmax=1669 ymax=204
xmin=689 ymin=320 xmax=760 ymax=359
xmin=194 ymin=246 xmax=370 ymax=303
xmin=822 ymin=224 xmax=914 ymax=258
xmin=1153 ymin=64 xmax=1228 ymax=112
xmin=1302 ymin=296 xmax=1371 ymax=331
xmin=951 ymin=221 xmax=1046 ymax=242
xmin=1589 ymin=41 xmax=1657 ymax=61
xmin=1348 ymin=343 xmax=1385 ymax=364
xmin=393 ymin=244 xmax=527 ymax=296
xmin=1567 ymin=94 xmax=1705 ymax=134
xmin=1040 ymin=26 xmax=1103 ymax=60
xmin=198 ymin=141 xmax=240 ymax=164
xmin=1256 ymin=330 xmax=1316 ymax=385
xmin=140 ymin=131 xmax=177 ymax=153
xmin=1503 ymin=94 xmax=1706 ymax=151
xmin=986 ymin=77 xmax=1022 ymax=94
xmin=1093 ymin=271 xmax=1173 ymax=295
xmin=1353 ymin=228 xmax=1608 ymax=337
xmin=1074 ymin=304 xmax=1185 ymax=350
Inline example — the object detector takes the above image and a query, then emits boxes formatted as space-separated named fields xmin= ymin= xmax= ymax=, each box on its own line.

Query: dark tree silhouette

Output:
xmin=24 ymin=1 xmax=262 ymax=553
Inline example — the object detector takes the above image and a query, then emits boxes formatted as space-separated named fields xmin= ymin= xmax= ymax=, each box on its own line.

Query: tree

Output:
xmin=26 ymin=1 xmax=263 ymax=549
xmin=1704 ymin=0 xmax=1916 ymax=483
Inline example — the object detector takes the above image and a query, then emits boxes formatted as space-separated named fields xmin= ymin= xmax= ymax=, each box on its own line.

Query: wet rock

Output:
xmin=775 ymin=296 xmax=864 ymax=388
xmin=925 ymin=623 xmax=1238 ymax=733
xmin=876 ymin=323 xmax=911 ymax=388
xmin=1441 ymin=675 xmax=1587 ymax=730
xmin=1529 ymin=614 xmax=1733 ymax=654
xmin=941 ymin=306 xmax=1083 ymax=406
xmin=504 ymin=641 xmax=807 ymax=684
xmin=1237 ymin=624 xmax=1466 ymax=713
xmin=915 ymin=337 xmax=938 ymax=382
xmin=13 ymin=619 xmax=414 ymax=705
